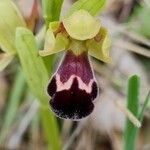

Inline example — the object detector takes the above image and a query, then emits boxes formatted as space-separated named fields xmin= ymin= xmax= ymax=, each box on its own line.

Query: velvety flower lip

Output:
xmin=47 ymin=50 xmax=98 ymax=119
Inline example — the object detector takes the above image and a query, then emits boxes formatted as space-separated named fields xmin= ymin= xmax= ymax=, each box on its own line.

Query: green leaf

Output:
xmin=0 ymin=0 xmax=25 ymax=53
xmin=15 ymin=27 xmax=48 ymax=100
xmin=42 ymin=0 xmax=64 ymax=28
xmin=124 ymin=75 xmax=140 ymax=150
xmin=0 ymin=53 xmax=14 ymax=71
xmin=65 ymin=0 xmax=105 ymax=17
xmin=0 ymin=69 xmax=26 ymax=143
xmin=15 ymin=27 xmax=60 ymax=150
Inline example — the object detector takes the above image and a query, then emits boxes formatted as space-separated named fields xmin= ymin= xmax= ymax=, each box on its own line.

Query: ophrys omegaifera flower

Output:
xmin=39 ymin=10 xmax=111 ymax=120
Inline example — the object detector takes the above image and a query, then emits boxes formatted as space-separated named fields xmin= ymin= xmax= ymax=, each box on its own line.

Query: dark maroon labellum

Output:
xmin=47 ymin=50 xmax=98 ymax=119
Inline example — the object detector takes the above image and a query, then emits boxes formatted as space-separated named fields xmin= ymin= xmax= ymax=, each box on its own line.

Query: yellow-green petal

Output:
xmin=63 ymin=9 xmax=100 ymax=40
xmin=86 ymin=26 xmax=111 ymax=63
xmin=39 ymin=28 xmax=55 ymax=56
xmin=39 ymin=26 xmax=69 ymax=56
xmin=0 ymin=0 xmax=26 ymax=53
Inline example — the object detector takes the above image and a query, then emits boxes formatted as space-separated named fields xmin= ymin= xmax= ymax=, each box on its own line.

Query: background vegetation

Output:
xmin=0 ymin=0 xmax=150 ymax=150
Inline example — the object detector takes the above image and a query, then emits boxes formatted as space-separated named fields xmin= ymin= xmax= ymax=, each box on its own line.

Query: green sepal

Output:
xmin=63 ymin=10 xmax=101 ymax=41
xmin=39 ymin=22 xmax=69 ymax=56
xmin=0 ymin=0 xmax=26 ymax=53
xmin=86 ymin=26 xmax=111 ymax=63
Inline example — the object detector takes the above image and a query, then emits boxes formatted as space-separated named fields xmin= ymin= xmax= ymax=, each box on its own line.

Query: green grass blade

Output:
xmin=124 ymin=75 xmax=140 ymax=150
xmin=15 ymin=27 xmax=60 ymax=150
xmin=0 ymin=69 xmax=26 ymax=143
xmin=65 ymin=0 xmax=105 ymax=17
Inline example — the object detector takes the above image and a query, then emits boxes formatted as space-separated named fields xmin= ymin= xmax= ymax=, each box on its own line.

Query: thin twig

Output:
xmin=115 ymin=100 xmax=141 ymax=128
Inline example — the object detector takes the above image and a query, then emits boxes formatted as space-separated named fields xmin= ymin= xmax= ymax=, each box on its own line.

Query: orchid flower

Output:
xmin=39 ymin=10 xmax=111 ymax=120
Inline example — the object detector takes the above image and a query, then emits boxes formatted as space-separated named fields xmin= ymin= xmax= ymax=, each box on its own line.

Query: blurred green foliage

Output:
xmin=124 ymin=75 xmax=150 ymax=150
